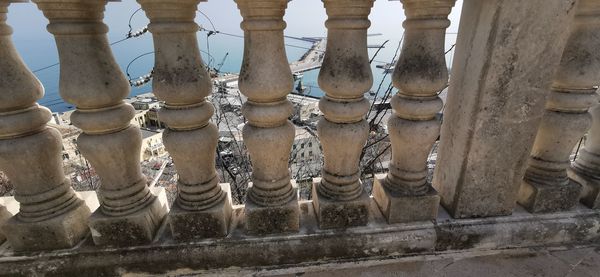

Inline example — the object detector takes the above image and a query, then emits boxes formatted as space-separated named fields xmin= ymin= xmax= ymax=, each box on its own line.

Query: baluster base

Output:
xmin=244 ymin=181 xmax=299 ymax=235
xmin=88 ymin=188 xmax=168 ymax=247
xmin=372 ymin=174 xmax=439 ymax=224
xmin=311 ymin=178 xmax=370 ymax=229
xmin=170 ymin=183 xmax=233 ymax=240
xmin=568 ymin=167 xmax=600 ymax=209
xmin=0 ymin=205 xmax=12 ymax=244
xmin=517 ymin=179 xmax=582 ymax=213
xmin=2 ymin=200 xmax=90 ymax=252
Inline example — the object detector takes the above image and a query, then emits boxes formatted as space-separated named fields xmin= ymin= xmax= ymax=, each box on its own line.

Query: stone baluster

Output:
xmin=0 ymin=204 xmax=10 ymax=243
xmin=312 ymin=0 xmax=374 ymax=229
xmin=566 ymin=1 xmax=600 ymax=209
xmin=235 ymin=0 xmax=299 ymax=234
xmin=0 ymin=0 xmax=91 ymax=251
xmin=518 ymin=0 xmax=600 ymax=213
xmin=372 ymin=0 xmax=455 ymax=224
xmin=138 ymin=0 xmax=232 ymax=240
xmin=571 ymin=100 xmax=600 ymax=209
xmin=34 ymin=0 xmax=168 ymax=246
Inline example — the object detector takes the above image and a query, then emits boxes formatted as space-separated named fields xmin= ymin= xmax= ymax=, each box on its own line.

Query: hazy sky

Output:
xmin=7 ymin=0 xmax=463 ymax=67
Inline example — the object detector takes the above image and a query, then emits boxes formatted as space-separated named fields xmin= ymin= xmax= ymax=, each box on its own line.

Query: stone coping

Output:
xmin=0 ymin=193 xmax=599 ymax=276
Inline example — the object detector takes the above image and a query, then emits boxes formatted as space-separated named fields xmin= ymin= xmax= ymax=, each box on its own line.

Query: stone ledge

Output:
xmin=0 ymin=196 xmax=598 ymax=276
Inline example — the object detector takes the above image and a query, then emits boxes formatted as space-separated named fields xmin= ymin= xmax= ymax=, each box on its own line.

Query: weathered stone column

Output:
xmin=0 ymin=204 xmax=10 ymax=243
xmin=571 ymin=100 xmax=600 ymax=208
xmin=565 ymin=3 xmax=600 ymax=210
xmin=372 ymin=0 xmax=455 ymax=224
xmin=313 ymin=0 xmax=374 ymax=229
xmin=235 ymin=0 xmax=299 ymax=235
xmin=432 ymin=0 xmax=577 ymax=218
xmin=518 ymin=0 xmax=600 ymax=213
xmin=34 ymin=0 xmax=168 ymax=246
xmin=0 ymin=0 xmax=91 ymax=251
xmin=139 ymin=0 xmax=232 ymax=240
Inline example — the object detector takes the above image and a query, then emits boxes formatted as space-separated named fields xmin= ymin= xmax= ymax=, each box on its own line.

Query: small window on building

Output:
xmin=301 ymin=143 xmax=305 ymax=148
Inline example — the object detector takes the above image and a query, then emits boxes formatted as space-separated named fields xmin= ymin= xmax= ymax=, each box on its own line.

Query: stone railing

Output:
xmin=0 ymin=0 xmax=600 ymax=275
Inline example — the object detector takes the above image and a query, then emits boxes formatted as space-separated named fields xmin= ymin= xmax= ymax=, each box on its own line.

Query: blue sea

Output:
xmin=32 ymin=35 xmax=399 ymax=113
xmin=6 ymin=2 xmax=458 ymax=113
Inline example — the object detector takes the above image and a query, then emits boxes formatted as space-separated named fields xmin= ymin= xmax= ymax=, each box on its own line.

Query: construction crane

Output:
xmin=215 ymin=52 xmax=229 ymax=74
xmin=209 ymin=52 xmax=229 ymax=78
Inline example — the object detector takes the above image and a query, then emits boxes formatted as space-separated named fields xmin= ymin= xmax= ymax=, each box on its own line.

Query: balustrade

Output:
xmin=1 ymin=0 xmax=600 ymax=271
xmin=235 ymin=0 xmax=299 ymax=234
xmin=518 ymin=0 xmax=600 ymax=213
xmin=0 ymin=0 xmax=91 ymax=252
xmin=312 ymin=0 xmax=374 ymax=229
xmin=138 ymin=0 xmax=232 ymax=240
xmin=372 ymin=0 xmax=455 ymax=224
xmin=34 ymin=0 xmax=168 ymax=246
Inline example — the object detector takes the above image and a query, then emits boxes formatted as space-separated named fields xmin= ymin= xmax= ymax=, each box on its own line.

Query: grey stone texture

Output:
xmin=0 ymin=0 xmax=91 ymax=252
xmin=0 ymin=205 xmax=11 ymax=243
xmin=313 ymin=0 xmax=374 ymax=229
xmin=372 ymin=175 xmax=439 ymax=223
xmin=570 ymin=163 xmax=600 ymax=209
xmin=374 ymin=0 xmax=454 ymax=224
xmin=138 ymin=0 xmax=233 ymax=240
xmin=312 ymin=179 xmax=370 ymax=229
xmin=169 ymin=184 xmax=233 ymax=240
xmin=235 ymin=0 xmax=300 ymax=235
xmin=433 ymin=0 xmax=578 ymax=218
xmin=268 ymin=247 xmax=600 ymax=277
xmin=4 ymin=202 xmax=90 ymax=252
xmin=518 ymin=179 xmax=582 ymax=213
xmin=88 ymin=188 xmax=169 ymax=247
xmin=518 ymin=0 xmax=600 ymax=214
xmin=245 ymin=182 xmax=300 ymax=235
xmin=1 ymin=196 xmax=600 ymax=275
xmin=570 ymin=100 xmax=600 ymax=210
xmin=34 ymin=0 xmax=168 ymax=246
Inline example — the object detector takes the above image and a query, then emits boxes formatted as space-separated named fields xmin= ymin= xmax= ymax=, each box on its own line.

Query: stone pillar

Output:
xmin=372 ymin=0 xmax=455 ymax=224
xmin=235 ymin=0 xmax=299 ymax=235
xmin=0 ymin=204 xmax=10 ymax=243
xmin=566 ymin=2 xmax=600 ymax=210
xmin=518 ymin=0 xmax=600 ymax=213
xmin=0 ymin=0 xmax=91 ymax=252
xmin=571 ymin=100 xmax=600 ymax=209
xmin=139 ymin=0 xmax=232 ymax=240
xmin=432 ymin=0 xmax=577 ymax=218
xmin=312 ymin=0 xmax=374 ymax=229
xmin=34 ymin=0 xmax=168 ymax=246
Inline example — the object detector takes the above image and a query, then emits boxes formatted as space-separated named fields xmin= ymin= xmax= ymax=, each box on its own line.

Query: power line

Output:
xmin=31 ymin=36 xmax=137 ymax=74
